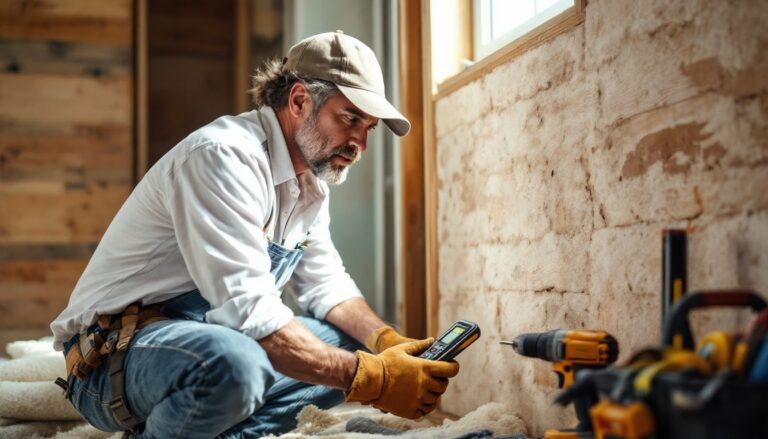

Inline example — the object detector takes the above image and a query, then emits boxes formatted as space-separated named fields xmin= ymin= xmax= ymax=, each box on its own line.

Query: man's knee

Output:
xmin=201 ymin=328 xmax=276 ymax=416
xmin=135 ymin=322 xmax=276 ymax=420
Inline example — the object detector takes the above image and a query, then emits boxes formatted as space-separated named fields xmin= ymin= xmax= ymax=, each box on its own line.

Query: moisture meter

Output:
xmin=420 ymin=320 xmax=480 ymax=361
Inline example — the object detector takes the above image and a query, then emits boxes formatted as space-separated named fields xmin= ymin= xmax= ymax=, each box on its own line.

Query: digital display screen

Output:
xmin=440 ymin=326 xmax=466 ymax=345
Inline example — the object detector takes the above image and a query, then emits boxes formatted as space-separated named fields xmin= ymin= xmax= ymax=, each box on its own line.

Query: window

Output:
xmin=428 ymin=0 xmax=583 ymax=97
xmin=473 ymin=0 xmax=575 ymax=60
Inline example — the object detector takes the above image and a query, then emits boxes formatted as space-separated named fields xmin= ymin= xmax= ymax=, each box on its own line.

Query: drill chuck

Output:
xmin=512 ymin=329 xmax=566 ymax=362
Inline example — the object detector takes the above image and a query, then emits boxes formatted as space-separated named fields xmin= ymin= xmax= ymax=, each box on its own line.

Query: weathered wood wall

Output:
xmin=146 ymin=0 xmax=236 ymax=167
xmin=0 ymin=0 xmax=134 ymax=328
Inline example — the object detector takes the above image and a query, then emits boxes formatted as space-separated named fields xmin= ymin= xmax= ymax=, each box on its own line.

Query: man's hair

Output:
xmin=249 ymin=59 xmax=339 ymax=114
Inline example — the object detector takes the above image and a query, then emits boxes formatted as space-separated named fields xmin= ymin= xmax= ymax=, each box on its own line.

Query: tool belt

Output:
xmin=55 ymin=302 xmax=168 ymax=432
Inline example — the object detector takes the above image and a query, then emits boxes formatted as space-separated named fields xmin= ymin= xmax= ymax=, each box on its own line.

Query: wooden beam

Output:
xmin=235 ymin=0 xmax=251 ymax=114
xmin=397 ymin=0 xmax=426 ymax=339
xmin=135 ymin=0 xmax=148 ymax=181
xmin=0 ymin=73 xmax=132 ymax=128
xmin=0 ymin=0 xmax=132 ymax=45
xmin=421 ymin=0 xmax=439 ymax=337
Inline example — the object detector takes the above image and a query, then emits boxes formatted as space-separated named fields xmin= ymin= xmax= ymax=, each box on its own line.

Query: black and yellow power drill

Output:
xmin=502 ymin=329 xmax=619 ymax=439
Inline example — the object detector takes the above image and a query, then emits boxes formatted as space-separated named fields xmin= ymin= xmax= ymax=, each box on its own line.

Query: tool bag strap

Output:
xmin=108 ymin=302 xmax=146 ymax=432
xmin=58 ymin=302 xmax=167 ymax=432
xmin=109 ymin=347 xmax=142 ymax=431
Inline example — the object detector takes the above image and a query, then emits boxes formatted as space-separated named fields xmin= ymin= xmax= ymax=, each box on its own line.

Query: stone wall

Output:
xmin=434 ymin=0 xmax=768 ymax=434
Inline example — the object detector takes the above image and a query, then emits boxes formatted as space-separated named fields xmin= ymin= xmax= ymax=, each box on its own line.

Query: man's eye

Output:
xmin=343 ymin=114 xmax=357 ymax=125
xmin=368 ymin=125 xmax=377 ymax=132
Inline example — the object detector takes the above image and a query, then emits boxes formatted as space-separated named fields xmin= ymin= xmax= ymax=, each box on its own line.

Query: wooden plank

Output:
xmin=397 ymin=0 xmax=427 ymax=339
xmin=0 ymin=167 xmax=131 ymax=195
xmin=0 ymin=38 xmax=130 ymax=78
xmin=0 ymin=258 xmax=87 ymax=329
xmin=0 ymin=0 xmax=131 ymax=45
xmin=0 ymin=128 xmax=131 ymax=170
xmin=421 ymin=0 xmax=439 ymax=337
xmin=0 ymin=244 xmax=96 ymax=261
xmin=0 ymin=0 xmax=131 ymax=20
xmin=0 ymin=259 xmax=87 ymax=282
xmin=0 ymin=291 xmax=73 ymax=328
xmin=0 ymin=73 xmax=132 ymax=128
xmin=0 ymin=186 xmax=130 ymax=245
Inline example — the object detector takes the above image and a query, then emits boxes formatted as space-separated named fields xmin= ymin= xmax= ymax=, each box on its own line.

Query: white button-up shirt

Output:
xmin=51 ymin=107 xmax=363 ymax=350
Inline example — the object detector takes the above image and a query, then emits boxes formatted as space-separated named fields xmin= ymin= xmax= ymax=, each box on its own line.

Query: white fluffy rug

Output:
xmin=0 ymin=338 xmax=528 ymax=439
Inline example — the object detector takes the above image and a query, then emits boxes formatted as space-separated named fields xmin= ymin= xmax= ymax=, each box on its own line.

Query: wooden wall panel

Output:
xmin=0 ymin=73 xmax=131 ymax=127
xmin=0 ymin=0 xmax=131 ymax=45
xmin=0 ymin=259 xmax=88 ymax=327
xmin=0 ymin=0 xmax=133 ymax=329
xmin=144 ymin=0 xmax=236 ymax=168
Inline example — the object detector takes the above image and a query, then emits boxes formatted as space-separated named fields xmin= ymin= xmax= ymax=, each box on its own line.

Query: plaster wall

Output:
xmin=434 ymin=0 xmax=768 ymax=434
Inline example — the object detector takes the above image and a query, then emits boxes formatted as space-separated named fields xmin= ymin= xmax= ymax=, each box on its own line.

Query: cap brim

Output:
xmin=337 ymin=85 xmax=411 ymax=136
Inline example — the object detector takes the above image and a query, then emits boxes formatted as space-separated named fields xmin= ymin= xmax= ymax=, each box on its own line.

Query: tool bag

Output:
xmin=563 ymin=290 xmax=768 ymax=439
xmin=646 ymin=290 xmax=768 ymax=438
xmin=56 ymin=302 xmax=168 ymax=432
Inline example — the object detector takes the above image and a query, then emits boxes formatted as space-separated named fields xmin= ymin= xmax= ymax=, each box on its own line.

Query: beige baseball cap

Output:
xmin=283 ymin=31 xmax=411 ymax=137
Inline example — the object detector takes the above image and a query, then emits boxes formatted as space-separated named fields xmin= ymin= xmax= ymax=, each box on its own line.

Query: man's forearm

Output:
xmin=258 ymin=320 xmax=358 ymax=390
xmin=325 ymin=297 xmax=388 ymax=344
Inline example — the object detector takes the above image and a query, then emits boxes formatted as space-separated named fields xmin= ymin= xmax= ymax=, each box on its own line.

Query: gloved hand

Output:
xmin=364 ymin=326 xmax=418 ymax=354
xmin=346 ymin=338 xmax=460 ymax=419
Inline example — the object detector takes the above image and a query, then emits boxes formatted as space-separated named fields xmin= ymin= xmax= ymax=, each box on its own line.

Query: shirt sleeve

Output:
xmin=290 ymin=196 xmax=364 ymax=319
xmin=168 ymin=143 xmax=294 ymax=340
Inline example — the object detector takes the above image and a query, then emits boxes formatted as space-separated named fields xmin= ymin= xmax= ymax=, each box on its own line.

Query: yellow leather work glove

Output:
xmin=346 ymin=339 xmax=460 ymax=419
xmin=364 ymin=326 xmax=418 ymax=354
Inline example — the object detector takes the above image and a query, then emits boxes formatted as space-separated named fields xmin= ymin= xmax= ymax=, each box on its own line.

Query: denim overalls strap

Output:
xmin=262 ymin=176 xmax=305 ymax=292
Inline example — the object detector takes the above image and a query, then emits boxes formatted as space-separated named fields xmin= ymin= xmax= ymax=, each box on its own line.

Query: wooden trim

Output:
xmin=435 ymin=0 xmax=585 ymax=99
xmin=397 ymin=0 xmax=426 ymax=339
xmin=134 ymin=0 xmax=148 ymax=182
xmin=235 ymin=0 xmax=251 ymax=114
xmin=421 ymin=0 xmax=439 ymax=337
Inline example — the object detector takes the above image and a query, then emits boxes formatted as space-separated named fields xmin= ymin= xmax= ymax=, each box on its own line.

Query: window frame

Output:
xmin=435 ymin=0 xmax=585 ymax=99
xmin=472 ymin=0 xmax=576 ymax=61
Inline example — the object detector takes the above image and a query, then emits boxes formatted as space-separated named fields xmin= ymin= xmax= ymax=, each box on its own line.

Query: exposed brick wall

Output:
xmin=434 ymin=0 xmax=768 ymax=434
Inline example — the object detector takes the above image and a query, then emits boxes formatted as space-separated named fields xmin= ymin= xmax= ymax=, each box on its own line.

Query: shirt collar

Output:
xmin=254 ymin=106 xmax=328 ymax=198
xmin=256 ymin=106 xmax=296 ymax=186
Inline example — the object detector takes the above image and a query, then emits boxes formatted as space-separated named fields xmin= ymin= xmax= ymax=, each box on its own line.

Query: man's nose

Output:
xmin=350 ymin=129 xmax=368 ymax=153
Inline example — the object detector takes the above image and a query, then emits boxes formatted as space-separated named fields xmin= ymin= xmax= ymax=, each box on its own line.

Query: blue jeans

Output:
xmin=64 ymin=292 xmax=363 ymax=438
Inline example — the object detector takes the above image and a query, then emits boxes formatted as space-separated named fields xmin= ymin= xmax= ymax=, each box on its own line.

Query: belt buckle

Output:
xmin=80 ymin=332 xmax=104 ymax=367
xmin=104 ymin=330 xmax=119 ymax=354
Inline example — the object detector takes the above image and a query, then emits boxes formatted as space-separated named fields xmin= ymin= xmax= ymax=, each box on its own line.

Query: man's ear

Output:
xmin=287 ymin=82 xmax=312 ymax=119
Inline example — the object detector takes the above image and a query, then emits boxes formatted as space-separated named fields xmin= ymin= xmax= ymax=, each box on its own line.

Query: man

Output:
xmin=50 ymin=31 xmax=458 ymax=438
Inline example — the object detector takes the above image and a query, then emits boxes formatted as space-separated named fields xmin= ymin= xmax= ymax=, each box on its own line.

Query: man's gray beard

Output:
xmin=294 ymin=114 xmax=352 ymax=186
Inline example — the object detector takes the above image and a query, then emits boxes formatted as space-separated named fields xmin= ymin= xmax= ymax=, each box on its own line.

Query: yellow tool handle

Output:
xmin=634 ymin=350 xmax=711 ymax=395
xmin=553 ymin=360 xmax=574 ymax=388
xmin=544 ymin=430 xmax=581 ymax=439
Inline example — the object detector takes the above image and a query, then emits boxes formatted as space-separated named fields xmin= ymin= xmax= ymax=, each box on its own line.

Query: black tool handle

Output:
xmin=662 ymin=229 xmax=690 ymax=346
xmin=661 ymin=290 xmax=767 ymax=349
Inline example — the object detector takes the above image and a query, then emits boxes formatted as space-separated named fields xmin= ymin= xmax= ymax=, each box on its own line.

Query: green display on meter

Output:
xmin=440 ymin=326 xmax=465 ymax=344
